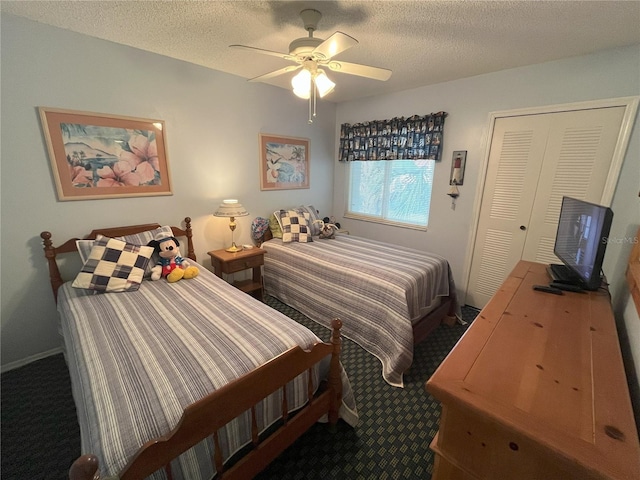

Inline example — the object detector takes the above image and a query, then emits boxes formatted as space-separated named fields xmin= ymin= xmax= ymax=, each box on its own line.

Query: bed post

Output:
xmin=328 ymin=318 xmax=343 ymax=426
xmin=41 ymin=231 xmax=63 ymax=302
xmin=69 ymin=454 xmax=100 ymax=480
xmin=183 ymin=217 xmax=196 ymax=261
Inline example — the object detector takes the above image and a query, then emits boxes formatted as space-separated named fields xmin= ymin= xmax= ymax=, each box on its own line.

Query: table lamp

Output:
xmin=214 ymin=199 xmax=249 ymax=252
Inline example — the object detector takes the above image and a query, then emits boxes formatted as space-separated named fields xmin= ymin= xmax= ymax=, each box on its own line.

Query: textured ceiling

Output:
xmin=2 ymin=1 xmax=640 ymax=103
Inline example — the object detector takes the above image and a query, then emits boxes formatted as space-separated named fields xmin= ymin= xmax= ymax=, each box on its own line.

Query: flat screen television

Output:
xmin=550 ymin=196 xmax=613 ymax=291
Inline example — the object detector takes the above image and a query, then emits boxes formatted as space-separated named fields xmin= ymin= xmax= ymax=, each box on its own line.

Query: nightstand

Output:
xmin=208 ymin=247 xmax=264 ymax=301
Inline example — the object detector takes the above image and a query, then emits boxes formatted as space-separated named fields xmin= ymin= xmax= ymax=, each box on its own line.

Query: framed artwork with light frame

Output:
xmin=39 ymin=107 xmax=172 ymax=201
xmin=259 ymin=133 xmax=310 ymax=191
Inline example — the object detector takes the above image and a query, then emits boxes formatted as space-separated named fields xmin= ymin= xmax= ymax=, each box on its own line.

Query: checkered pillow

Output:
xmin=76 ymin=225 xmax=173 ymax=277
xmin=280 ymin=209 xmax=313 ymax=243
xmin=72 ymin=235 xmax=154 ymax=293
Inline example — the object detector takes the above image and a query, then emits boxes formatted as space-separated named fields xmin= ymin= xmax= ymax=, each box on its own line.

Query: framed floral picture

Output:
xmin=259 ymin=134 xmax=310 ymax=190
xmin=39 ymin=107 xmax=172 ymax=201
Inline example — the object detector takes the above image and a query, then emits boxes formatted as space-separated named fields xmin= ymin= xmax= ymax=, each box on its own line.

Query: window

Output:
xmin=347 ymin=159 xmax=435 ymax=228
xmin=339 ymin=112 xmax=446 ymax=229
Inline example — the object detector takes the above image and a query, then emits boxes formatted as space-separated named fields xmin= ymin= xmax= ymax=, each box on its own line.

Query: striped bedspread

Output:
xmin=262 ymin=235 xmax=457 ymax=387
xmin=58 ymin=264 xmax=357 ymax=480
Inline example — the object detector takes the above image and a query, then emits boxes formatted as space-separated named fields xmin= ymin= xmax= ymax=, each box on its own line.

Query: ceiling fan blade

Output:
xmin=327 ymin=60 xmax=392 ymax=81
xmin=312 ymin=32 xmax=358 ymax=60
xmin=230 ymin=44 xmax=294 ymax=61
xmin=249 ymin=65 xmax=301 ymax=82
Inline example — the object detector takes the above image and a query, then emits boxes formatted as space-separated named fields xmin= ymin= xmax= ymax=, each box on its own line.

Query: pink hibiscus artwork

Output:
xmin=96 ymin=160 xmax=143 ymax=187
xmin=40 ymin=107 xmax=172 ymax=200
xmin=119 ymin=134 xmax=160 ymax=185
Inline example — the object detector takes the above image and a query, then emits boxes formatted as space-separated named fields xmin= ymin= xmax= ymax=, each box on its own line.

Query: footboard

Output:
xmin=69 ymin=319 xmax=344 ymax=480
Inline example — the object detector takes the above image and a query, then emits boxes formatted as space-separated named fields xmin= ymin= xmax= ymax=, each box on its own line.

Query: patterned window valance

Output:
xmin=339 ymin=112 xmax=447 ymax=162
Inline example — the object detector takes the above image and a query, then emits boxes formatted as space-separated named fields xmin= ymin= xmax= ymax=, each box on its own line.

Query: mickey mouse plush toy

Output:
xmin=147 ymin=233 xmax=199 ymax=283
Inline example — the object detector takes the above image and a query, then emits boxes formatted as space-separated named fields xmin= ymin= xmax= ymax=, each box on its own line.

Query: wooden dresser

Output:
xmin=426 ymin=261 xmax=640 ymax=479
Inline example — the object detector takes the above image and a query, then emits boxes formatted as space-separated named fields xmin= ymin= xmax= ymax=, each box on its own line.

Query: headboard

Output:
xmin=41 ymin=217 xmax=195 ymax=301
xmin=257 ymin=227 xmax=273 ymax=246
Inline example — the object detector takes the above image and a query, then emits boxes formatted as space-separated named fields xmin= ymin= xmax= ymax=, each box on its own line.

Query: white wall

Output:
xmin=334 ymin=44 xmax=640 ymax=407
xmin=0 ymin=14 xmax=337 ymax=369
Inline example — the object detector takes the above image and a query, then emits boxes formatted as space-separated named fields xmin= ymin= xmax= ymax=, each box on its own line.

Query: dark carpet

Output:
xmin=1 ymin=297 xmax=478 ymax=480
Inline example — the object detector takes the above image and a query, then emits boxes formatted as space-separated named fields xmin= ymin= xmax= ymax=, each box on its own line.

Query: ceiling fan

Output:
xmin=230 ymin=9 xmax=392 ymax=121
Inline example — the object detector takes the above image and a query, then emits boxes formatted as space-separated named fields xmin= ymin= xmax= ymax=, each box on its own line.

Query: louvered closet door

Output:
xmin=521 ymin=107 xmax=625 ymax=264
xmin=466 ymin=115 xmax=551 ymax=309
xmin=466 ymin=107 xmax=625 ymax=309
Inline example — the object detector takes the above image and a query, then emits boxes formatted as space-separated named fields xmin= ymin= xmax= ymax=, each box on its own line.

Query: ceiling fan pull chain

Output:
xmin=313 ymin=81 xmax=318 ymax=121
xmin=308 ymin=78 xmax=313 ymax=124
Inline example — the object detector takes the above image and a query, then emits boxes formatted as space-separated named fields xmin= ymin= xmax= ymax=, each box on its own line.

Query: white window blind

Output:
xmin=348 ymin=159 xmax=435 ymax=228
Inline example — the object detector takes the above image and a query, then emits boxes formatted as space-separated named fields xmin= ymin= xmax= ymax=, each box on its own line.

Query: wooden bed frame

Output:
xmin=257 ymin=228 xmax=457 ymax=345
xmin=41 ymin=218 xmax=345 ymax=480
xmin=41 ymin=217 xmax=197 ymax=302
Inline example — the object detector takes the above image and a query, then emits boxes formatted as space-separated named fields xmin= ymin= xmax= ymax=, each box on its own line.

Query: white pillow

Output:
xmin=76 ymin=239 xmax=96 ymax=264
xmin=298 ymin=205 xmax=322 ymax=236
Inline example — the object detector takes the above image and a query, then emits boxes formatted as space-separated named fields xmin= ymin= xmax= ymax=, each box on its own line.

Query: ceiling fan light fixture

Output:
xmin=315 ymin=70 xmax=335 ymax=98
xmin=293 ymin=87 xmax=311 ymax=99
xmin=291 ymin=68 xmax=312 ymax=98
xmin=231 ymin=8 xmax=392 ymax=123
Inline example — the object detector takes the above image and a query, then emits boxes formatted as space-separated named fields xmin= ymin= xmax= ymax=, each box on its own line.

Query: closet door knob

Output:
xmin=520 ymin=225 xmax=527 ymax=231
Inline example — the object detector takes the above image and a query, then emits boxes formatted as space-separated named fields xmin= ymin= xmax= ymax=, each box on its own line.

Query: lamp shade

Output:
xmin=214 ymin=199 xmax=248 ymax=218
xmin=291 ymin=69 xmax=312 ymax=99
xmin=315 ymin=70 xmax=335 ymax=98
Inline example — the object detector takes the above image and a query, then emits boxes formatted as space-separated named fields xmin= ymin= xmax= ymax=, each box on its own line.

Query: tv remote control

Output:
xmin=549 ymin=282 xmax=586 ymax=293
xmin=532 ymin=284 xmax=563 ymax=295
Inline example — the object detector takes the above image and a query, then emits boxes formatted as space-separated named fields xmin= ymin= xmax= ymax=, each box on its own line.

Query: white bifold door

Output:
xmin=466 ymin=104 xmax=631 ymax=309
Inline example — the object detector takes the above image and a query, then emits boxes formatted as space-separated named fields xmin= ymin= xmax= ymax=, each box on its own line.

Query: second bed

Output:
xmin=261 ymin=233 xmax=458 ymax=387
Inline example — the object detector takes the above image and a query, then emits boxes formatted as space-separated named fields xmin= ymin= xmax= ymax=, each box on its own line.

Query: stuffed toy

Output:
xmin=147 ymin=233 xmax=199 ymax=283
xmin=315 ymin=219 xmax=339 ymax=239
xmin=322 ymin=216 xmax=341 ymax=230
